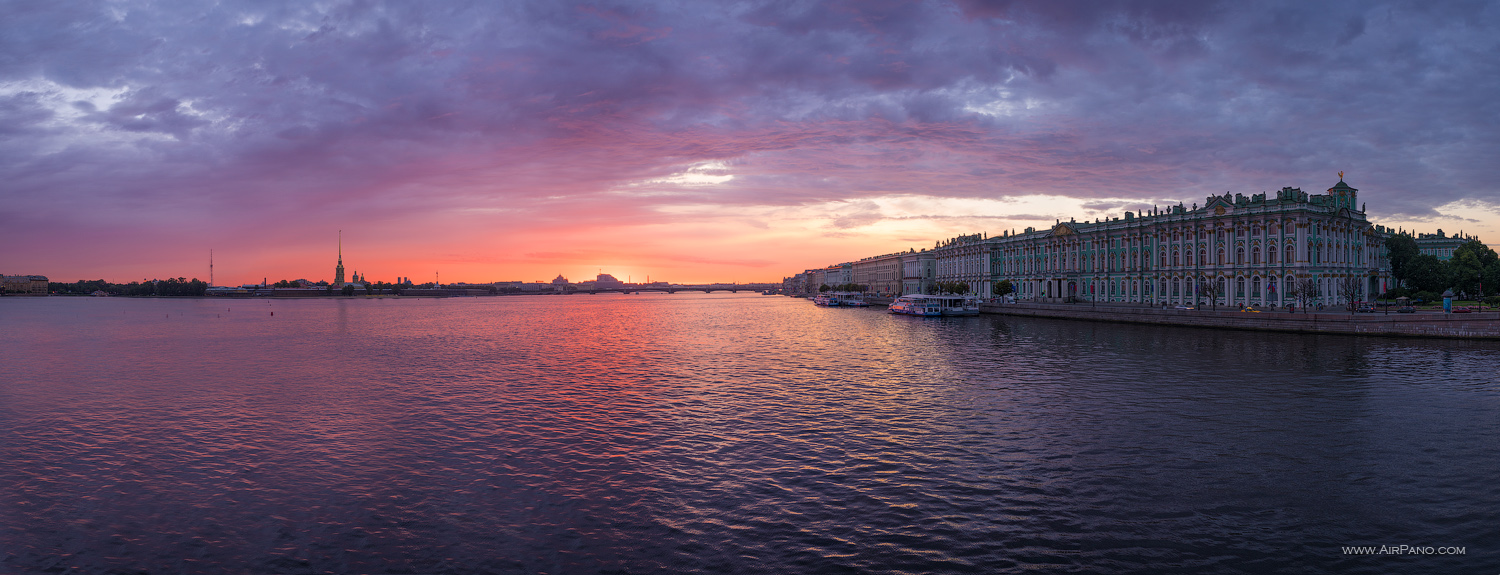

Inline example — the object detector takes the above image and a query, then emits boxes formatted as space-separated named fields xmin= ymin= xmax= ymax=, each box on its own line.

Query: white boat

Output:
xmin=832 ymin=291 xmax=869 ymax=307
xmin=887 ymin=294 xmax=980 ymax=317
xmin=812 ymin=293 xmax=836 ymax=306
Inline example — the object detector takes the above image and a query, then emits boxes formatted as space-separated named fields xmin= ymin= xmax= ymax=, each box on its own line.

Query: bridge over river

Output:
xmin=576 ymin=283 xmax=780 ymax=295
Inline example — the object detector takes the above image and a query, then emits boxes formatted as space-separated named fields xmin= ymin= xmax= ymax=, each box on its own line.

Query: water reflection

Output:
xmin=0 ymin=295 xmax=1496 ymax=573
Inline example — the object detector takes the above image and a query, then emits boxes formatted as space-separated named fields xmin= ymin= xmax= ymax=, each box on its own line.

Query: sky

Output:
xmin=3 ymin=0 xmax=1499 ymax=285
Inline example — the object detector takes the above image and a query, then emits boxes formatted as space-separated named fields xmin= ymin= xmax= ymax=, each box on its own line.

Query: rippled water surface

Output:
xmin=2 ymin=294 xmax=1498 ymax=574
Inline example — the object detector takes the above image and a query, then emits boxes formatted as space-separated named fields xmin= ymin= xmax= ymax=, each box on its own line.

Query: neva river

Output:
xmin=2 ymin=294 xmax=1497 ymax=574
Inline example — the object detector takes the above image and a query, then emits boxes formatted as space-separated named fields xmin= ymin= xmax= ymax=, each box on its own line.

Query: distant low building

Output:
xmin=594 ymin=273 xmax=625 ymax=290
xmin=2 ymin=275 xmax=48 ymax=295
xmin=1414 ymin=230 xmax=1473 ymax=261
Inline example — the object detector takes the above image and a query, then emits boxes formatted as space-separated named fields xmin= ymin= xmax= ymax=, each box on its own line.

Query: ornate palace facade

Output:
xmin=933 ymin=177 xmax=1394 ymax=308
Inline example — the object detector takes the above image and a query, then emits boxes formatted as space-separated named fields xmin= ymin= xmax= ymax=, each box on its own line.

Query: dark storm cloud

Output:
xmin=1 ymin=0 xmax=1497 ymax=256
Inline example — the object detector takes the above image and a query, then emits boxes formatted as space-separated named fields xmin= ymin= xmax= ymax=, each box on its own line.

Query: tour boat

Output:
xmin=887 ymin=294 xmax=980 ymax=317
xmin=837 ymin=292 xmax=870 ymax=307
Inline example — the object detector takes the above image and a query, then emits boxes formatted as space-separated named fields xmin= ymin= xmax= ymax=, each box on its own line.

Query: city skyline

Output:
xmin=4 ymin=1 xmax=1499 ymax=285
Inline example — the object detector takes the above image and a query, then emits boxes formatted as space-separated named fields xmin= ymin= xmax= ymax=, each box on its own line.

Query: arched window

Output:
xmin=1161 ymin=250 xmax=1168 ymax=267
xmin=1173 ymin=250 xmax=1180 ymax=266
xmin=1217 ymin=249 xmax=1225 ymax=265
xmin=1252 ymin=247 xmax=1261 ymax=265
xmin=1236 ymin=247 xmax=1244 ymax=265
xmin=1236 ymin=277 xmax=1245 ymax=297
xmin=1286 ymin=244 xmax=1295 ymax=264
xmin=1253 ymin=277 xmax=1262 ymax=298
xmin=1198 ymin=249 xmax=1206 ymax=266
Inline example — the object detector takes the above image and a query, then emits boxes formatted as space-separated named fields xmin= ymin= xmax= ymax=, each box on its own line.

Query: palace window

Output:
xmin=1237 ymin=277 xmax=1245 ymax=297
xmin=1286 ymin=244 xmax=1295 ymax=264
xmin=1173 ymin=250 xmax=1180 ymax=266
xmin=1217 ymin=249 xmax=1225 ymax=265
xmin=1253 ymin=247 xmax=1261 ymax=265
xmin=1236 ymin=247 xmax=1244 ymax=265
xmin=1198 ymin=249 xmax=1206 ymax=266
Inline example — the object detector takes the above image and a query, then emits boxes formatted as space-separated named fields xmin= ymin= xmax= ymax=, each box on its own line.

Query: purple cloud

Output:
xmin=1 ymin=0 xmax=1497 ymax=282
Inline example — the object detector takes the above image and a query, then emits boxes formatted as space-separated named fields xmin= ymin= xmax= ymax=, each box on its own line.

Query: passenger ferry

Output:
xmin=887 ymin=294 xmax=981 ymax=317
xmin=833 ymin=292 xmax=870 ymax=307
xmin=813 ymin=292 xmax=870 ymax=307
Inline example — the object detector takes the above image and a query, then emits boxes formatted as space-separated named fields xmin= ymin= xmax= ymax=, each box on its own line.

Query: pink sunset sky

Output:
xmin=3 ymin=1 xmax=1499 ymax=285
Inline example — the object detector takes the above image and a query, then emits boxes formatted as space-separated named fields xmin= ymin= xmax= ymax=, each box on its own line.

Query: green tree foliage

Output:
xmin=1448 ymin=239 xmax=1499 ymax=298
xmin=992 ymin=280 xmax=1014 ymax=296
xmin=827 ymin=283 xmax=867 ymax=292
xmin=819 ymin=284 xmax=831 ymax=292
xmin=50 ymin=278 xmax=207 ymax=296
xmin=934 ymin=281 xmax=969 ymax=294
xmin=1384 ymin=234 xmax=1419 ymax=283
xmin=1404 ymin=254 xmax=1447 ymax=293
xmin=341 ymin=284 xmax=356 ymax=296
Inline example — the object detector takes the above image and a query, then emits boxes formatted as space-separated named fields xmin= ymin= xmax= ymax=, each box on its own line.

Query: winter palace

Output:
xmin=789 ymin=176 xmax=1399 ymax=309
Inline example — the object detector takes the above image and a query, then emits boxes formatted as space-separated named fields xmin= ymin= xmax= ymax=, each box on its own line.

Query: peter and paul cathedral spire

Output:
xmin=334 ymin=230 xmax=346 ymax=287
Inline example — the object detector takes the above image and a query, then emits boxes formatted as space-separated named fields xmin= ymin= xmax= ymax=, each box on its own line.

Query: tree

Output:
xmin=1384 ymin=234 xmax=1419 ymax=285
xmin=819 ymin=284 xmax=831 ymax=292
xmin=935 ymin=281 xmax=968 ymax=295
xmin=341 ymin=284 xmax=356 ymax=296
xmin=992 ymin=280 xmax=1014 ymax=297
xmin=1337 ymin=275 xmax=1364 ymax=314
xmin=1404 ymin=254 xmax=1447 ymax=293
xmin=1196 ymin=276 xmax=1222 ymax=310
xmin=1449 ymin=239 xmax=1498 ymax=298
xmin=1286 ymin=276 xmax=1319 ymax=313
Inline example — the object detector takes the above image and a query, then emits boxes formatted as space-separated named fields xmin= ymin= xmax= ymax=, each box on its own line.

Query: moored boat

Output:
xmin=887 ymin=294 xmax=980 ymax=316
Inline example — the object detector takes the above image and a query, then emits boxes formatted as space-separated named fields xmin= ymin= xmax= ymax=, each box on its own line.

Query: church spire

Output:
xmin=334 ymin=230 xmax=346 ymax=287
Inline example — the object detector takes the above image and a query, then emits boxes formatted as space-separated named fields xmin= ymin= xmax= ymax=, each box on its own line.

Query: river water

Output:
xmin=1 ymin=293 xmax=1496 ymax=574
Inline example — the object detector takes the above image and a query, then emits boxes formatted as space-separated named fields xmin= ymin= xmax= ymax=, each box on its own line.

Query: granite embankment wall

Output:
xmin=977 ymin=302 xmax=1500 ymax=339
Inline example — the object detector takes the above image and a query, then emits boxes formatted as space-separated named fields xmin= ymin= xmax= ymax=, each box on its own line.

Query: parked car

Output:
xmin=1397 ymin=306 xmax=1416 ymax=313
xmin=1355 ymin=304 xmax=1376 ymax=313
xmin=1452 ymin=306 xmax=1473 ymax=314
xmin=1173 ymin=305 xmax=1194 ymax=310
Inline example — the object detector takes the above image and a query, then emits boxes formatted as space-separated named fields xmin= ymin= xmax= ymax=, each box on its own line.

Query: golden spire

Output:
xmin=1338 ymin=170 xmax=1344 ymax=180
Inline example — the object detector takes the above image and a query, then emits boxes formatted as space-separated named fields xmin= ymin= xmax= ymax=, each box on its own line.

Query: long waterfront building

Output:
xmin=931 ymin=177 xmax=1393 ymax=308
xmin=789 ymin=176 xmax=1425 ymax=308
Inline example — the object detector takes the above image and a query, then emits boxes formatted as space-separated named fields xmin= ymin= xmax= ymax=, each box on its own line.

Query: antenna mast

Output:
xmin=209 ymin=249 xmax=214 ymax=287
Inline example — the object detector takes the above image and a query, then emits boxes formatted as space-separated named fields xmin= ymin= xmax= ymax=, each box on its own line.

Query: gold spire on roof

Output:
xmin=1338 ymin=170 xmax=1344 ymax=180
